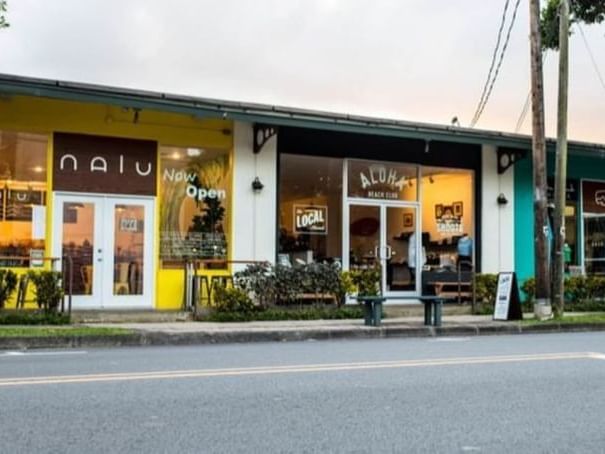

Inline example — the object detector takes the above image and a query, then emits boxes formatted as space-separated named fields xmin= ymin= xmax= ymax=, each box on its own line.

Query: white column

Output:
xmin=232 ymin=122 xmax=277 ymax=272
xmin=481 ymin=144 xmax=515 ymax=273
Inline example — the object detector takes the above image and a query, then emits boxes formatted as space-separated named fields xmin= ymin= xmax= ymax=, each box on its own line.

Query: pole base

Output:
xmin=534 ymin=299 xmax=553 ymax=320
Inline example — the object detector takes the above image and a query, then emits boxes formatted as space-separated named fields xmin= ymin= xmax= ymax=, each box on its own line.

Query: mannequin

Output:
xmin=457 ymin=233 xmax=473 ymax=270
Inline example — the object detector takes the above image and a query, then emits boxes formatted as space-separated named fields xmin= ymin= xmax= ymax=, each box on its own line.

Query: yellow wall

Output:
xmin=0 ymin=95 xmax=233 ymax=310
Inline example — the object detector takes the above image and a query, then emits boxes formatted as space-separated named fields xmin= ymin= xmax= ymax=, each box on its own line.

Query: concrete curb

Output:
xmin=2 ymin=322 xmax=605 ymax=350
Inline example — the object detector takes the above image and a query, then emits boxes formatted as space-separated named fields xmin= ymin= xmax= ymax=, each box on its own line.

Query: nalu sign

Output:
xmin=53 ymin=133 xmax=157 ymax=196
xmin=294 ymin=205 xmax=328 ymax=235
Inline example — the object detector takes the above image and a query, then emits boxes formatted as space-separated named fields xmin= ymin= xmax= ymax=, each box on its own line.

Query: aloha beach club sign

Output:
xmin=348 ymin=162 xmax=410 ymax=200
xmin=294 ymin=205 xmax=328 ymax=235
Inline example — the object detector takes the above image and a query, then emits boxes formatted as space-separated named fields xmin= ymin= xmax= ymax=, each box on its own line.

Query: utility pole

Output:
xmin=552 ymin=0 xmax=569 ymax=317
xmin=529 ymin=0 xmax=552 ymax=319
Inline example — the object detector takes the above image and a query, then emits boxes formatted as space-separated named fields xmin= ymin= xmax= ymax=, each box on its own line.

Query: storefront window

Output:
xmin=0 ymin=131 xmax=48 ymax=266
xmin=347 ymin=159 xmax=417 ymax=201
xmin=159 ymin=146 xmax=231 ymax=268
xmin=582 ymin=180 xmax=605 ymax=275
xmin=420 ymin=167 xmax=474 ymax=269
xmin=278 ymin=154 xmax=343 ymax=265
xmin=547 ymin=178 xmax=578 ymax=267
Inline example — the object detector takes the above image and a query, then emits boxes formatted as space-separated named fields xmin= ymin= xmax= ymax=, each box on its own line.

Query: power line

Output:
xmin=577 ymin=23 xmax=605 ymax=93
xmin=470 ymin=0 xmax=511 ymax=127
xmin=470 ymin=0 xmax=522 ymax=128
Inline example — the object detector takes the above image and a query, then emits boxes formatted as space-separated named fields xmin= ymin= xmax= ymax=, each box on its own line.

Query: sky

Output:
xmin=1 ymin=0 xmax=605 ymax=143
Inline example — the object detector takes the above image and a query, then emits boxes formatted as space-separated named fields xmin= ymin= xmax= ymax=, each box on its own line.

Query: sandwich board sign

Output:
xmin=493 ymin=272 xmax=523 ymax=321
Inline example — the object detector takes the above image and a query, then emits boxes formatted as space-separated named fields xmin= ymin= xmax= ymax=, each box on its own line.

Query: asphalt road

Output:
xmin=1 ymin=332 xmax=605 ymax=454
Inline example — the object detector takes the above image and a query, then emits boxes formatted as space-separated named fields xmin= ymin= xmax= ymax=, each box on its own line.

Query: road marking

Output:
xmin=429 ymin=337 xmax=471 ymax=342
xmin=0 ymin=352 xmax=599 ymax=388
xmin=0 ymin=351 xmax=88 ymax=357
xmin=588 ymin=352 xmax=605 ymax=360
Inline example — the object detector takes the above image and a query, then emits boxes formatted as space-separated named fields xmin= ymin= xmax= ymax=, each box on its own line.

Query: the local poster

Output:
xmin=293 ymin=205 xmax=328 ymax=235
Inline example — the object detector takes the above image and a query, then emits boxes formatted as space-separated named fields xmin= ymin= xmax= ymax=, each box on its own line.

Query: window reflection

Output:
xmin=159 ymin=146 xmax=231 ymax=269
xmin=278 ymin=154 xmax=343 ymax=266
xmin=0 ymin=131 xmax=47 ymax=266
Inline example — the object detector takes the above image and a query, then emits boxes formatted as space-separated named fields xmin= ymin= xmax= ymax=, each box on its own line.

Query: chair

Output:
xmin=113 ymin=262 xmax=130 ymax=295
xmin=81 ymin=265 xmax=93 ymax=295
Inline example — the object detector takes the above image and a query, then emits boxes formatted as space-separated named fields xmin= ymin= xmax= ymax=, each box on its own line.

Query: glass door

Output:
xmin=346 ymin=203 xmax=420 ymax=298
xmin=54 ymin=194 xmax=154 ymax=309
xmin=385 ymin=205 xmax=419 ymax=295
xmin=104 ymin=197 xmax=154 ymax=307
xmin=348 ymin=204 xmax=381 ymax=274
xmin=54 ymin=194 xmax=104 ymax=308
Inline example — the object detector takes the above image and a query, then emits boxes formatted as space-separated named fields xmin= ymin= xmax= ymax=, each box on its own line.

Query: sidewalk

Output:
xmin=3 ymin=314 xmax=605 ymax=350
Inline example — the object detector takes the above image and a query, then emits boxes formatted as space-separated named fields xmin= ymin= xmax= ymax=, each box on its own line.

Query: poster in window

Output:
xmin=294 ymin=205 xmax=328 ymax=235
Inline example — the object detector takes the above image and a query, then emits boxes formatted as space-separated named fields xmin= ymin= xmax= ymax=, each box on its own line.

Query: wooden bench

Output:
xmin=353 ymin=295 xmax=450 ymax=327
xmin=430 ymin=281 xmax=472 ymax=299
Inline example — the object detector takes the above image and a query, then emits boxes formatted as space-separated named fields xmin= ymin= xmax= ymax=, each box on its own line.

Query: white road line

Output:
xmin=429 ymin=337 xmax=472 ymax=342
xmin=0 ymin=352 xmax=600 ymax=388
xmin=0 ymin=351 xmax=88 ymax=357
xmin=588 ymin=352 xmax=605 ymax=360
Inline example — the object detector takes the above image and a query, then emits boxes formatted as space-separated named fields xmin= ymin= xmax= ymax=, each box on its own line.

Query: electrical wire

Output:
xmin=470 ymin=0 xmax=511 ymax=127
xmin=470 ymin=0 xmax=522 ymax=128
xmin=577 ymin=23 xmax=605 ymax=93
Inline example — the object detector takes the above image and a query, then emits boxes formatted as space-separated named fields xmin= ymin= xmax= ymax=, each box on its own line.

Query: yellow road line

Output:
xmin=0 ymin=352 xmax=600 ymax=388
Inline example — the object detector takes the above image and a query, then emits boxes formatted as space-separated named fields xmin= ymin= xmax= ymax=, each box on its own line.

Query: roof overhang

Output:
xmin=1 ymin=72 xmax=604 ymax=156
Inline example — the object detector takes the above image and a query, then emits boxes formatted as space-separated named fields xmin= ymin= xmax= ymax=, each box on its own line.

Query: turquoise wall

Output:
xmin=514 ymin=151 xmax=605 ymax=281
xmin=514 ymin=156 xmax=535 ymax=282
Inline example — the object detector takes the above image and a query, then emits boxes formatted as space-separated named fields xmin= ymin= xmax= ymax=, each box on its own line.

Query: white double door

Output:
xmin=345 ymin=201 xmax=421 ymax=298
xmin=53 ymin=193 xmax=154 ymax=309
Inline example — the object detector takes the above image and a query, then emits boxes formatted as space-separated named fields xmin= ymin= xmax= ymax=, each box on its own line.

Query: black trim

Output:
xmin=276 ymin=125 xmax=483 ymax=272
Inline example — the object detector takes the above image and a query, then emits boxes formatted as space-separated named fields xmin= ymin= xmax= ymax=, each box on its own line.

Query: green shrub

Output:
xmin=213 ymin=285 xmax=255 ymax=315
xmin=0 ymin=269 xmax=18 ymax=309
xmin=350 ymin=266 xmax=381 ymax=296
xmin=28 ymin=271 xmax=64 ymax=313
xmin=234 ymin=262 xmax=356 ymax=307
xmin=0 ymin=311 xmax=70 ymax=325
xmin=204 ymin=305 xmax=365 ymax=322
xmin=473 ymin=273 xmax=498 ymax=314
xmin=520 ymin=277 xmax=535 ymax=304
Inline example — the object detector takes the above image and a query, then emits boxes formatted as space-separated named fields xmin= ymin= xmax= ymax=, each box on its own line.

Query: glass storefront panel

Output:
xmin=0 ymin=131 xmax=48 ymax=266
xmin=348 ymin=204 xmax=381 ymax=270
xmin=159 ymin=146 xmax=231 ymax=268
xmin=278 ymin=154 xmax=342 ymax=265
xmin=421 ymin=167 xmax=474 ymax=270
xmin=347 ymin=160 xmax=417 ymax=201
xmin=386 ymin=206 xmax=417 ymax=291
xmin=113 ymin=204 xmax=145 ymax=295
xmin=582 ymin=180 xmax=605 ymax=275
xmin=61 ymin=201 xmax=95 ymax=295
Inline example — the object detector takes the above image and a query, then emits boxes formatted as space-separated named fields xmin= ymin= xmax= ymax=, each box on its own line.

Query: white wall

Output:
xmin=232 ymin=122 xmax=277 ymax=272
xmin=481 ymin=144 xmax=515 ymax=273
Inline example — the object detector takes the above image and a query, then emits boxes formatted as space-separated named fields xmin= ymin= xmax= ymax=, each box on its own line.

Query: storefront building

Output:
xmin=1 ymin=73 xmax=604 ymax=310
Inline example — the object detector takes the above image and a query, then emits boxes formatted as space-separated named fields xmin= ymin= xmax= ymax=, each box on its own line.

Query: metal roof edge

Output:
xmin=1 ymin=72 xmax=604 ymax=154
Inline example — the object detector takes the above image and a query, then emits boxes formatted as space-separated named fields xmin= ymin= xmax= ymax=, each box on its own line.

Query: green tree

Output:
xmin=0 ymin=1 xmax=9 ymax=29
xmin=541 ymin=0 xmax=605 ymax=49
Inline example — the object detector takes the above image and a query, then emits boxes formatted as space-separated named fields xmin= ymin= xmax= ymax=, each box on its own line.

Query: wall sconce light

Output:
xmin=252 ymin=177 xmax=264 ymax=192
xmin=497 ymin=193 xmax=508 ymax=205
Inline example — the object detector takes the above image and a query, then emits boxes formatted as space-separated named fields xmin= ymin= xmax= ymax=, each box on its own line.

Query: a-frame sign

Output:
xmin=493 ymin=272 xmax=523 ymax=321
